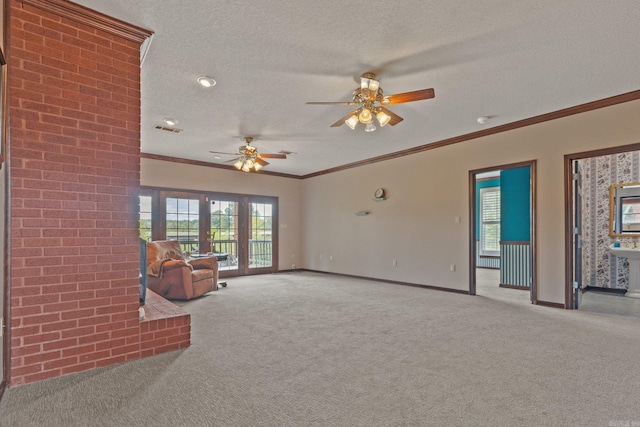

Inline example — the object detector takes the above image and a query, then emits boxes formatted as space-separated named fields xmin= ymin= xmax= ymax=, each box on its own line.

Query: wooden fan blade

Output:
xmin=330 ymin=109 xmax=360 ymax=127
xmin=255 ymin=158 xmax=269 ymax=167
xmin=224 ymin=158 xmax=238 ymax=163
xmin=382 ymin=88 xmax=435 ymax=105
xmin=306 ymin=101 xmax=359 ymax=105
xmin=260 ymin=153 xmax=287 ymax=159
xmin=378 ymin=107 xmax=404 ymax=126
xmin=209 ymin=151 xmax=237 ymax=155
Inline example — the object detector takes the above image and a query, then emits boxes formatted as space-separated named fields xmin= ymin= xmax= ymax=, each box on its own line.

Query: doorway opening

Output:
xmin=469 ymin=161 xmax=537 ymax=304
xmin=565 ymin=143 xmax=640 ymax=317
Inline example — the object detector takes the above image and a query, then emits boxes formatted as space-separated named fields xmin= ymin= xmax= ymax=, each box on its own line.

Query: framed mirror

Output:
xmin=610 ymin=183 xmax=640 ymax=236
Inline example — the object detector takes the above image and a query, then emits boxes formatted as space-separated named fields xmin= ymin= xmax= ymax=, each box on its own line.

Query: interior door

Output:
xmin=573 ymin=160 xmax=583 ymax=309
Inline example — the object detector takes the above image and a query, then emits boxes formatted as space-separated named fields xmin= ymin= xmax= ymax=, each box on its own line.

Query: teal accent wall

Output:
xmin=475 ymin=178 xmax=500 ymax=239
xmin=500 ymin=167 xmax=531 ymax=241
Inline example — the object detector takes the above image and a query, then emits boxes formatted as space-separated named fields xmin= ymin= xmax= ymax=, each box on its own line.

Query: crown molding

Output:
xmin=140 ymin=153 xmax=301 ymax=180
xmin=301 ymin=89 xmax=640 ymax=179
xmin=142 ymin=89 xmax=640 ymax=181
xmin=140 ymin=90 xmax=640 ymax=180
xmin=18 ymin=0 xmax=153 ymax=44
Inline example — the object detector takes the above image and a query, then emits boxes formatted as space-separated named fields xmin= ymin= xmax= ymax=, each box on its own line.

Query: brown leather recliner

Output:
xmin=146 ymin=240 xmax=218 ymax=300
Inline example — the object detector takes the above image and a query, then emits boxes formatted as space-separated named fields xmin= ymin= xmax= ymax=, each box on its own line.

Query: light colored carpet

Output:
xmin=1 ymin=271 xmax=640 ymax=426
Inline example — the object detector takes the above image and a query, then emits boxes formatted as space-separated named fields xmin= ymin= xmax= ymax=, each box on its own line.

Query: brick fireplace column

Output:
xmin=8 ymin=0 xmax=152 ymax=386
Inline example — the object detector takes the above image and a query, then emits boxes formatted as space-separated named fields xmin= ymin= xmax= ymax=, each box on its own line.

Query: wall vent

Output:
xmin=154 ymin=125 xmax=183 ymax=133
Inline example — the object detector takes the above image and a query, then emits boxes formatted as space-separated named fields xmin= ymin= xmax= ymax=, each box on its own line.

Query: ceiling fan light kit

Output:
xmin=210 ymin=72 xmax=435 ymax=171
xmin=307 ymin=72 xmax=435 ymax=132
xmin=211 ymin=137 xmax=287 ymax=173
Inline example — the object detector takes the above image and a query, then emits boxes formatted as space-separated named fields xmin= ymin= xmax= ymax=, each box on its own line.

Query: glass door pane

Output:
xmin=139 ymin=195 xmax=153 ymax=242
xmin=210 ymin=199 xmax=239 ymax=271
xmin=166 ymin=197 xmax=200 ymax=256
xmin=249 ymin=201 xmax=273 ymax=269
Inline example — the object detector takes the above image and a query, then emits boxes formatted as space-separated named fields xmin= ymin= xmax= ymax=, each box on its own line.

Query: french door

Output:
xmin=208 ymin=195 xmax=277 ymax=277
xmin=147 ymin=190 xmax=278 ymax=278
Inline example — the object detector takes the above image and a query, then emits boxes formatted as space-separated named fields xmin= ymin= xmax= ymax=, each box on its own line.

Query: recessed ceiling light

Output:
xmin=213 ymin=155 xmax=221 ymax=160
xmin=163 ymin=117 xmax=178 ymax=126
xmin=197 ymin=76 xmax=216 ymax=88
xmin=477 ymin=116 xmax=489 ymax=124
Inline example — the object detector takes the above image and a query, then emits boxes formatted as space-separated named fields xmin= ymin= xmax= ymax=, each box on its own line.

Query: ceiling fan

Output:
xmin=307 ymin=72 xmax=435 ymax=132
xmin=209 ymin=137 xmax=287 ymax=172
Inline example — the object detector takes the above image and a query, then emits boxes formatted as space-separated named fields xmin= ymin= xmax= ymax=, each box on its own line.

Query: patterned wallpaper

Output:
xmin=580 ymin=151 xmax=640 ymax=289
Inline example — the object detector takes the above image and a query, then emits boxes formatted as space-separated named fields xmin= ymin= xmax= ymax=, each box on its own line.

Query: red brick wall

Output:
xmin=8 ymin=1 xmax=145 ymax=385
xmin=140 ymin=291 xmax=191 ymax=358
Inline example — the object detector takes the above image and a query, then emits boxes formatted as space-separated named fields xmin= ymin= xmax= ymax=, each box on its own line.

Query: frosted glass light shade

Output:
xmin=345 ymin=115 xmax=358 ymax=130
xmin=376 ymin=110 xmax=391 ymax=127
xmin=358 ymin=108 xmax=373 ymax=124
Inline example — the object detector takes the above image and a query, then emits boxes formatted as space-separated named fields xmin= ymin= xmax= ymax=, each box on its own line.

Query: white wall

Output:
xmin=301 ymin=99 xmax=640 ymax=305
xmin=141 ymin=99 xmax=640 ymax=305
xmin=141 ymin=158 xmax=303 ymax=271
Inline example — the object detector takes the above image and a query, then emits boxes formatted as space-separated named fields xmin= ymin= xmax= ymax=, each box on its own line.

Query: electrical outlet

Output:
xmin=292 ymin=264 xmax=296 ymax=270
xmin=329 ymin=255 xmax=333 ymax=261
xmin=450 ymin=264 xmax=456 ymax=272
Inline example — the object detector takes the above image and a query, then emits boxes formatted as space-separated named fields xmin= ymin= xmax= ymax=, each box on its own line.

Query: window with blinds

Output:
xmin=480 ymin=186 xmax=500 ymax=256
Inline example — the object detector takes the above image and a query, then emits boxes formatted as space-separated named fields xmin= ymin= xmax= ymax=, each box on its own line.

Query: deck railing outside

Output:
xmin=171 ymin=238 xmax=272 ymax=270
xmin=249 ymin=239 xmax=272 ymax=268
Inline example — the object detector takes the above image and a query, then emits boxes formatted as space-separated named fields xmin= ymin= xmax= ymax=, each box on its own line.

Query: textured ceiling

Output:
xmin=72 ymin=0 xmax=640 ymax=176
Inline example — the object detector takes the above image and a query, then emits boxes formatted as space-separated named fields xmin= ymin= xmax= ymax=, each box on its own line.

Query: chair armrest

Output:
xmin=188 ymin=257 xmax=218 ymax=270
xmin=147 ymin=259 xmax=191 ymax=277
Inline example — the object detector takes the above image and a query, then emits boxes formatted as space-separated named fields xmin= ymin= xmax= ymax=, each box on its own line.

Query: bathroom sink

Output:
xmin=609 ymin=245 xmax=640 ymax=260
xmin=609 ymin=244 xmax=640 ymax=298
